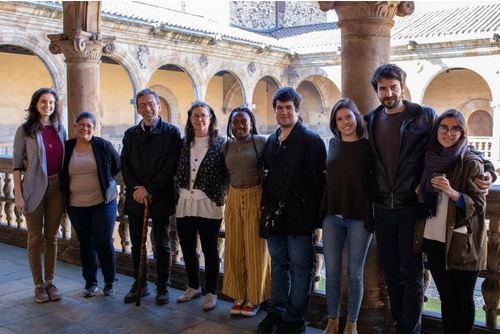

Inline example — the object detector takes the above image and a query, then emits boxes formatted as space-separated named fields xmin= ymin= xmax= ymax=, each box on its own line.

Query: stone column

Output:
xmin=318 ymin=2 xmax=414 ymax=333
xmin=48 ymin=32 xmax=115 ymax=136
xmin=319 ymin=1 xmax=414 ymax=114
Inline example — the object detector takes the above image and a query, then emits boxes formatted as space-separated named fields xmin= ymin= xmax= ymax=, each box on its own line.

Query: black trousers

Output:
xmin=128 ymin=213 xmax=171 ymax=287
xmin=424 ymin=239 xmax=479 ymax=334
xmin=176 ymin=216 xmax=222 ymax=294
xmin=374 ymin=205 xmax=423 ymax=334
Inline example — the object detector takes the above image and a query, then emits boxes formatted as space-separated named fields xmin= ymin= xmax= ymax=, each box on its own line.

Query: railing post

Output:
xmin=482 ymin=185 xmax=500 ymax=328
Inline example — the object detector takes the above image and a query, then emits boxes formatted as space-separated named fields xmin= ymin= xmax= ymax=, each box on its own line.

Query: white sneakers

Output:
xmin=176 ymin=287 xmax=216 ymax=311
xmin=176 ymin=287 xmax=202 ymax=303
xmin=202 ymin=293 xmax=217 ymax=311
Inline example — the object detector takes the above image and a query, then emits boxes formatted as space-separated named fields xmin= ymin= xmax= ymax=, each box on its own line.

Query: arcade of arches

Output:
xmin=0 ymin=1 xmax=498 ymax=166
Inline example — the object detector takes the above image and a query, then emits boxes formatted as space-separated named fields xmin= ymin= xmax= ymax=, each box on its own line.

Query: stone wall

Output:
xmin=230 ymin=1 xmax=276 ymax=30
xmin=230 ymin=1 xmax=326 ymax=31
xmin=277 ymin=1 xmax=326 ymax=28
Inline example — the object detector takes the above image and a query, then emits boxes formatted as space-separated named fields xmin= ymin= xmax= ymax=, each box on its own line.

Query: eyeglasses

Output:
xmin=75 ymin=123 xmax=94 ymax=130
xmin=191 ymin=114 xmax=210 ymax=120
xmin=138 ymin=102 xmax=157 ymax=110
xmin=438 ymin=124 xmax=463 ymax=136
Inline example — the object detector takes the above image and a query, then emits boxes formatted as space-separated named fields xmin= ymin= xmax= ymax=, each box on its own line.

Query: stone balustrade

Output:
xmin=0 ymin=155 xmax=498 ymax=330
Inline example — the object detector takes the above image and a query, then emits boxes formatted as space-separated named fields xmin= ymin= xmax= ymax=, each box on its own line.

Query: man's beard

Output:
xmin=382 ymin=96 xmax=401 ymax=110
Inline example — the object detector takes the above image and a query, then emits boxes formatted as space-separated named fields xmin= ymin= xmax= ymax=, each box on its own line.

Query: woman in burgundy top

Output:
xmin=13 ymin=88 xmax=66 ymax=303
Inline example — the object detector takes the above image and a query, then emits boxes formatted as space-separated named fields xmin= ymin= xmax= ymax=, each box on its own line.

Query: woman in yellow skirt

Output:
xmin=222 ymin=107 xmax=270 ymax=317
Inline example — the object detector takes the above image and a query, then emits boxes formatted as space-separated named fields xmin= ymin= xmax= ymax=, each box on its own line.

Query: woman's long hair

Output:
xmin=22 ymin=88 xmax=62 ymax=137
xmin=184 ymin=101 xmax=218 ymax=147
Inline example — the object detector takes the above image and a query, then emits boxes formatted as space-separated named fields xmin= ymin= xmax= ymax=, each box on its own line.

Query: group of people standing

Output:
xmin=12 ymin=63 xmax=495 ymax=334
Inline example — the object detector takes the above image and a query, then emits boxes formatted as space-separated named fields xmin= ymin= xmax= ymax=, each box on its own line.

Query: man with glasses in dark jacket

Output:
xmin=121 ymin=88 xmax=182 ymax=305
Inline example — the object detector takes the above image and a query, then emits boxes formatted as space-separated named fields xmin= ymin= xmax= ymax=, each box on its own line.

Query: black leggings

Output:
xmin=176 ymin=217 xmax=222 ymax=294
xmin=424 ymin=239 xmax=479 ymax=334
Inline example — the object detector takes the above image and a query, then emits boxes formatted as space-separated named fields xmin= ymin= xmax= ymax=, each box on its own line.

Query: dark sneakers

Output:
xmin=155 ymin=285 xmax=169 ymax=305
xmin=123 ymin=283 xmax=150 ymax=303
xmin=258 ymin=312 xmax=282 ymax=334
xmin=278 ymin=320 xmax=306 ymax=334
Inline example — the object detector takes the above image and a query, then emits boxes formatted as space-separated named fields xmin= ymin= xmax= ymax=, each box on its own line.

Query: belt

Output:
xmin=231 ymin=182 xmax=260 ymax=189
xmin=48 ymin=173 xmax=60 ymax=182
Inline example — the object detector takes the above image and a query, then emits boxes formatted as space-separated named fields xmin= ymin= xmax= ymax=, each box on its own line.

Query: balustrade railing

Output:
xmin=0 ymin=155 xmax=498 ymax=330
xmin=470 ymin=136 xmax=493 ymax=160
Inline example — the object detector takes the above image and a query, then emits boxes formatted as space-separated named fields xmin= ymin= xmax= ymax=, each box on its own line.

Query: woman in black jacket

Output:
xmin=61 ymin=112 xmax=120 ymax=297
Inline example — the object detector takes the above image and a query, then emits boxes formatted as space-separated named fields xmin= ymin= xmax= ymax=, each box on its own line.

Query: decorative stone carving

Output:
xmin=284 ymin=67 xmax=299 ymax=84
xmin=48 ymin=31 xmax=115 ymax=63
xmin=318 ymin=1 xmax=414 ymax=19
xmin=247 ymin=62 xmax=256 ymax=76
xmin=137 ymin=45 xmax=149 ymax=69
xmin=199 ymin=54 xmax=209 ymax=68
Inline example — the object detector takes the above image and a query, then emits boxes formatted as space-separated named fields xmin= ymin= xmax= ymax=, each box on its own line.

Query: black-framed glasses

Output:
xmin=438 ymin=124 xmax=462 ymax=136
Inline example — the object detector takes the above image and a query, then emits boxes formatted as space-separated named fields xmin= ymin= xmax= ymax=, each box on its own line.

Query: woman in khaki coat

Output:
xmin=416 ymin=109 xmax=486 ymax=334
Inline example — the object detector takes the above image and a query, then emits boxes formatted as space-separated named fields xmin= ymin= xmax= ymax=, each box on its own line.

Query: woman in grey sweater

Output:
xmin=13 ymin=88 xmax=66 ymax=303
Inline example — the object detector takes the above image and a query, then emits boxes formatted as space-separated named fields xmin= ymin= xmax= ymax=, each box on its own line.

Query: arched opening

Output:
xmin=468 ymin=110 xmax=492 ymax=137
xmin=422 ymin=68 xmax=492 ymax=114
xmin=148 ymin=64 xmax=196 ymax=130
xmin=159 ymin=96 xmax=171 ymax=122
xmin=0 ymin=44 xmax=54 ymax=149
xmin=206 ymin=71 xmax=244 ymax=136
xmin=252 ymin=76 xmax=280 ymax=134
xmin=100 ymin=55 xmax=135 ymax=142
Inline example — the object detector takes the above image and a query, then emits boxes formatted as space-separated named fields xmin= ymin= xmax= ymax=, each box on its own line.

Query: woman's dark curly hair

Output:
xmin=226 ymin=106 xmax=258 ymax=140
xmin=22 ymin=87 xmax=63 ymax=137
xmin=184 ymin=101 xmax=219 ymax=146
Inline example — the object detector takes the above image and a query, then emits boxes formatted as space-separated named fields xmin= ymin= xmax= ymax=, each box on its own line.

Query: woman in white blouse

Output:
xmin=174 ymin=101 xmax=226 ymax=311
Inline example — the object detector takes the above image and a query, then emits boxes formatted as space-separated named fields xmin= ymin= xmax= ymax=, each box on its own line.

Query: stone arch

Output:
xmin=295 ymin=75 xmax=340 ymax=137
xmin=148 ymin=84 xmax=181 ymax=127
xmin=292 ymin=67 xmax=335 ymax=90
xmin=0 ymin=32 xmax=65 ymax=95
xmin=147 ymin=62 xmax=197 ymax=128
xmin=102 ymin=44 xmax=143 ymax=95
xmin=150 ymin=56 xmax=201 ymax=99
xmin=252 ymin=75 xmax=281 ymax=134
xmin=468 ymin=110 xmax=492 ymax=137
xmin=422 ymin=67 xmax=492 ymax=114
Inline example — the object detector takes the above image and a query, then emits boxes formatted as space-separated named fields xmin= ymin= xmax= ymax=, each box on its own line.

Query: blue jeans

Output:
xmin=267 ymin=234 xmax=313 ymax=322
xmin=67 ymin=200 xmax=117 ymax=285
xmin=322 ymin=215 xmax=372 ymax=321
xmin=374 ymin=205 xmax=423 ymax=334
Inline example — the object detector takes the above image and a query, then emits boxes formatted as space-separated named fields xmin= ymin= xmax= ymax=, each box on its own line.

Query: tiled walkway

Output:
xmin=0 ymin=243 xmax=322 ymax=334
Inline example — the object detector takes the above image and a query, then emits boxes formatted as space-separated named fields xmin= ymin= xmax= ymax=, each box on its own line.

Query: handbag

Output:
xmin=261 ymin=201 xmax=285 ymax=236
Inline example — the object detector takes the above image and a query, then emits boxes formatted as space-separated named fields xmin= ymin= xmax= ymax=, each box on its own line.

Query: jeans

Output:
xmin=374 ymin=204 xmax=423 ymax=334
xmin=267 ymin=234 xmax=313 ymax=322
xmin=25 ymin=178 xmax=64 ymax=286
xmin=424 ymin=239 xmax=479 ymax=334
xmin=67 ymin=200 xmax=117 ymax=285
xmin=176 ymin=217 xmax=222 ymax=294
xmin=128 ymin=212 xmax=172 ymax=287
xmin=322 ymin=215 xmax=372 ymax=321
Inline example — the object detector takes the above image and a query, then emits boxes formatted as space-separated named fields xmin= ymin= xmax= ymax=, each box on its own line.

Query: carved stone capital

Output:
xmin=318 ymin=1 xmax=414 ymax=21
xmin=48 ymin=31 xmax=115 ymax=62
